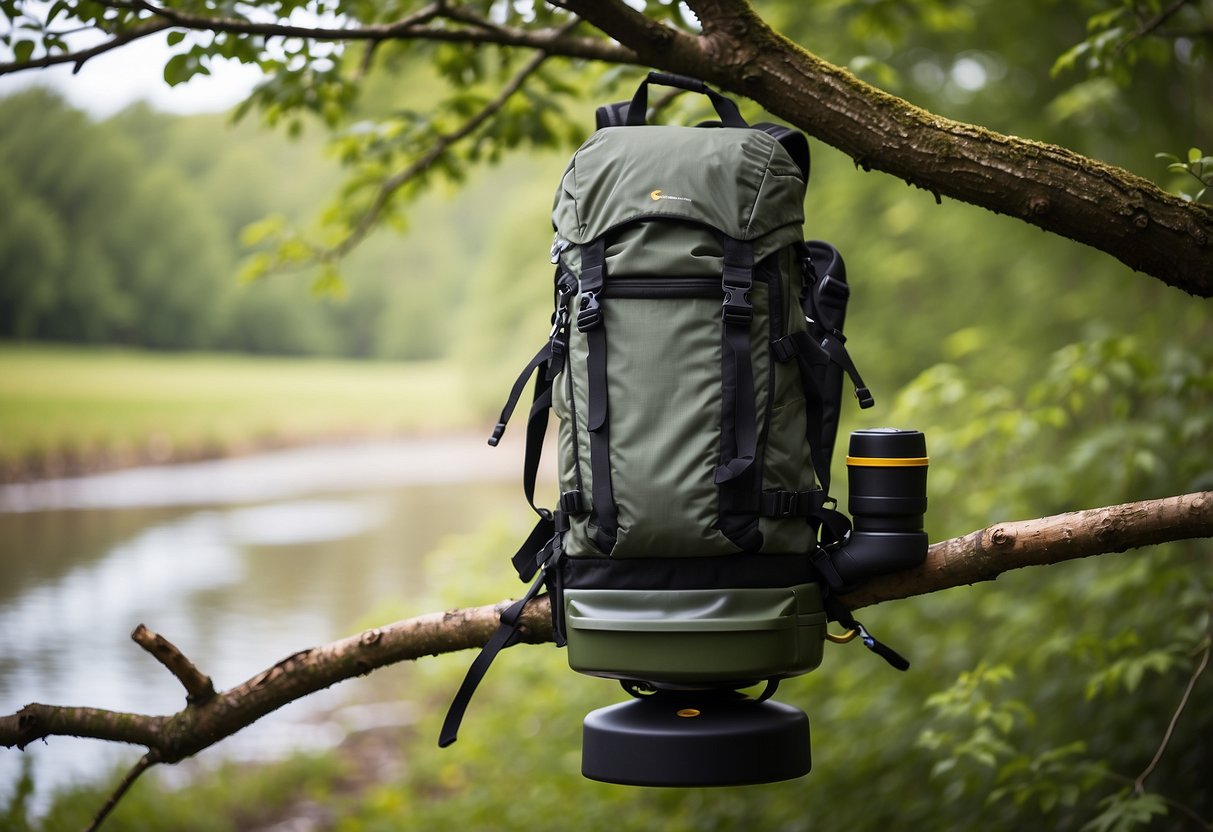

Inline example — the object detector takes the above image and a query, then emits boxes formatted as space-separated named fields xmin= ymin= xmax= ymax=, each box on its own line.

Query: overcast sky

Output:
xmin=0 ymin=31 xmax=262 ymax=118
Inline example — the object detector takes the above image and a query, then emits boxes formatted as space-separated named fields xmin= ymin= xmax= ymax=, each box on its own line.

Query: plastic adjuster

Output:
xmin=854 ymin=386 xmax=875 ymax=409
xmin=577 ymin=291 xmax=602 ymax=332
xmin=774 ymin=491 xmax=798 ymax=518
xmin=771 ymin=336 xmax=797 ymax=363
xmin=487 ymin=422 xmax=506 ymax=447
xmin=722 ymin=302 xmax=752 ymax=326
xmin=549 ymin=334 xmax=567 ymax=364
xmin=559 ymin=490 xmax=585 ymax=515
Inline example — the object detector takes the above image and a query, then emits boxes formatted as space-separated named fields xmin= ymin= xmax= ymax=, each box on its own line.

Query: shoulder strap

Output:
xmin=802 ymin=241 xmax=874 ymax=486
xmin=438 ymin=534 xmax=562 ymax=747
xmin=754 ymin=122 xmax=810 ymax=180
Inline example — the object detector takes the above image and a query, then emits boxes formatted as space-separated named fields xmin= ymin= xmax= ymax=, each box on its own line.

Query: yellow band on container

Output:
xmin=845 ymin=456 xmax=929 ymax=467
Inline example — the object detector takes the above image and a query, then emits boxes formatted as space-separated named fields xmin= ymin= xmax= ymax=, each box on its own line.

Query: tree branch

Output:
xmin=324 ymin=19 xmax=575 ymax=261
xmin=0 ymin=18 xmax=173 ymax=75
xmin=841 ymin=491 xmax=1213 ymax=609
xmin=87 ymin=753 xmax=158 ymax=832
xmin=2 ymin=492 xmax=1210 ymax=767
xmin=563 ymin=0 xmax=1213 ymax=297
xmin=131 ymin=624 xmax=215 ymax=705
xmin=0 ymin=1 xmax=636 ymax=77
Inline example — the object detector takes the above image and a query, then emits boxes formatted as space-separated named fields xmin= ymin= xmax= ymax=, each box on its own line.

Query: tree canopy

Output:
xmin=2 ymin=0 xmax=1210 ymax=292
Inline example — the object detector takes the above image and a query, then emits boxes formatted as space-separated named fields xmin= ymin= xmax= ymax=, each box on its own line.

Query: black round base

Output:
xmin=582 ymin=690 xmax=811 ymax=787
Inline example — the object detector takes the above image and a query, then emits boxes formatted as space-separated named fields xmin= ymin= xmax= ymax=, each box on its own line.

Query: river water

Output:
xmin=0 ymin=436 xmax=534 ymax=812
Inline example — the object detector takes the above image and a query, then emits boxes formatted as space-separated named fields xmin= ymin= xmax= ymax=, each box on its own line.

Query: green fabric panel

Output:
xmin=758 ymin=246 xmax=819 ymax=554
xmin=564 ymin=583 xmax=826 ymax=682
xmin=552 ymin=318 xmax=598 ymax=558
xmin=604 ymin=294 xmax=733 ymax=557
xmin=605 ymin=222 xmax=722 ymax=278
xmin=553 ymin=126 xmax=805 ymax=261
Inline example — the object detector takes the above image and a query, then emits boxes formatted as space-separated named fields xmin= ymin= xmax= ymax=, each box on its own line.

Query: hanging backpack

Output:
xmin=440 ymin=73 xmax=928 ymax=751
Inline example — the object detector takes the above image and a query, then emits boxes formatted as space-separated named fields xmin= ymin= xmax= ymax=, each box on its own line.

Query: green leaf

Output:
xmin=239 ymin=214 xmax=287 ymax=247
xmin=310 ymin=265 xmax=346 ymax=298
xmin=1088 ymin=7 xmax=1126 ymax=31
xmin=12 ymin=39 xmax=33 ymax=63
xmin=163 ymin=52 xmax=190 ymax=86
xmin=1188 ymin=147 xmax=1202 ymax=164
xmin=166 ymin=31 xmax=185 ymax=46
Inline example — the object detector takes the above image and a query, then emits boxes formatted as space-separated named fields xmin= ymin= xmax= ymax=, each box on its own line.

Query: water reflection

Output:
xmin=0 ymin=437 xmax=528 ymax=813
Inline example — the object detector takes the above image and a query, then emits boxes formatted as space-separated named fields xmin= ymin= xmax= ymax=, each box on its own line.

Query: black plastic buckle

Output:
xmin=722 ymin=296 xmax=752 ymax=326
xmin=488 ymin=421 xmax=506 ymax=447
xmin=577 ymin=291 xmax=602 ymax=331
xmin=771 ymin=336 xmax=794 ymax=362
xmin=773 ymin=491 xmax=798 ymax=518
xmin=545 ymin=335 xmax=568 ymax=381
xmin=854 ymin=386 xmax=875 ymax=408
xmin=722 ymin=268 xmax=752 ymax=326
xmin=559 ymin=490 xmax=585 ymax=515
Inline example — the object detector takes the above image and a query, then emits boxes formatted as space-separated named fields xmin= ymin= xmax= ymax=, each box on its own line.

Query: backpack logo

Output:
xmin=650 ymin=188 xmax=692 ymax=203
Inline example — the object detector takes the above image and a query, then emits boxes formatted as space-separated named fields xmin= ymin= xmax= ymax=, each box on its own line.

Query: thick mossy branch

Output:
xmin=564 ymin=0 xmax=1213 ymax=296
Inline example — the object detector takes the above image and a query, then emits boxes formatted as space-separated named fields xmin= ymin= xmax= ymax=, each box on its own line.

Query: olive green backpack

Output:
xmin=440 ymin=73 xmax=913 ymax=748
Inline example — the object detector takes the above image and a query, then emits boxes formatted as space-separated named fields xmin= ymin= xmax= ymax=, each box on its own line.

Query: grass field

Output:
xmin=0 ymin=343 xmax=481 ymax=480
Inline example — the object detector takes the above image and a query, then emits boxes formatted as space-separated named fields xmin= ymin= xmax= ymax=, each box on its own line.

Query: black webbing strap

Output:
xmin=521 ymin=383 xmax=553 ymax=519
xmin=821 ymin=590 xmax=910 ymax=672
xmin=802 ymin=242 xmax=874 ymax=411
xmin=758 ymin=488 xmax=828 ymax=518
xmin=578 ymin=239 xmax=618 ymax=553
xmin=510 ymin=515 xmax=554 ymax=582
xmin=808 ymin=544 xmax=910 ymax=672
xmin=488 ymin=341 xmax=557 ymax=577
xmin=438 ymin=547 xmax=556 ymax=748
xmin=715 ymin=238 xmax=757 ymax=485
xmin=506 ymin=383 xmax=557 ymax=582
xmin=488 ymin=342 xmax=553 ymax=448
xmin=595 ymin=100 xmax=631 ymax=129
xmin=624 ymin=72 xmax=748 ymax=128
xmin=820 ymin=333 xmax=875 ymax=409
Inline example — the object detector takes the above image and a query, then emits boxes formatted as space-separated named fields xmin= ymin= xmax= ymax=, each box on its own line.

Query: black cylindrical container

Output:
xmin=832 ymin=428 xmax=929 ymax=584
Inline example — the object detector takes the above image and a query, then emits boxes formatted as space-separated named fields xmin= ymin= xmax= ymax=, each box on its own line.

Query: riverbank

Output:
xmin=0 ymin=344 xmax=483 ymax=484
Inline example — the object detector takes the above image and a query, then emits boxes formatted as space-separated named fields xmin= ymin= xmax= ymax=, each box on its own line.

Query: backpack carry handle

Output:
xmin=623 ymin=71 xmax=748 ymax=128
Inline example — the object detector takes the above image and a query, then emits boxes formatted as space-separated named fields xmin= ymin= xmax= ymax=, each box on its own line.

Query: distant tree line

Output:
xmin=0 ymin=88 xmax=481 ymax=359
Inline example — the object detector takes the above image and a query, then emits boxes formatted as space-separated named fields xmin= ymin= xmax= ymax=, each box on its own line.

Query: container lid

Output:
xmin=848 ymin=428 xmax=926 ymax=459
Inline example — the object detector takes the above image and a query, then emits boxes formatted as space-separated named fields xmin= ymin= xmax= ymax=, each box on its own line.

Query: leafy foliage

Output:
xmin=1156 ymin=147 xmax=1213 ymax=202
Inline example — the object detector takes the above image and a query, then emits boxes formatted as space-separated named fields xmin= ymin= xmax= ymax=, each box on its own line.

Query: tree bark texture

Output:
xmin=2 ymin=491 xmax=1210 ymax=762
xmin=562 ymin=0 xmax=1213 ymax=296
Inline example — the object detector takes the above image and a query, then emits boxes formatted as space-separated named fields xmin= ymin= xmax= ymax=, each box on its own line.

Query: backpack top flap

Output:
xmin=552 ymin=125 xmax=806 ymax=260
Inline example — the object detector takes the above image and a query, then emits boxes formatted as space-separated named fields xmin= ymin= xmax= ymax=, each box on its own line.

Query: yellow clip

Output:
xmin=826 ymin=628 xmax=859 ymax=644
